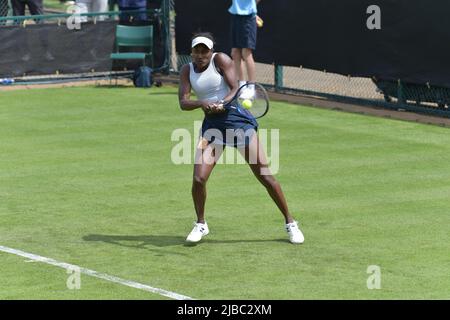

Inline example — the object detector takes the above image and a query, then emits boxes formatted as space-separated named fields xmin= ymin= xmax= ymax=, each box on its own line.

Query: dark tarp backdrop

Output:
xmin=0 ymin=21 xmax=117 ymax=77
xmin=0 ymin=14 xmax=167 ymax=77
xmin=175 ymin=0 xmax=450 ymax=88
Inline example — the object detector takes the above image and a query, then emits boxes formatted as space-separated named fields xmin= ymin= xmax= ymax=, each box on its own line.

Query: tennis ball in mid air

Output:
xmin=242 ymin=99 xmax=253 ymax=109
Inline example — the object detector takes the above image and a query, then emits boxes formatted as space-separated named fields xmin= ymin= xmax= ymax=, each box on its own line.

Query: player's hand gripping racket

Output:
xmin=220 ymin=82 xmax=269 ymax=119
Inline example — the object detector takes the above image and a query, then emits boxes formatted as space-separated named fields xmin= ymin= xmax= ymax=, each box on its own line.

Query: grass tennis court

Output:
xmin=1 ymin=85 xmax=450 ymax=299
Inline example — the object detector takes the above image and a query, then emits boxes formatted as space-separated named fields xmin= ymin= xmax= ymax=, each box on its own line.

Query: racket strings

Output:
xmin=237 ymin=85 xmax=268 ymax=118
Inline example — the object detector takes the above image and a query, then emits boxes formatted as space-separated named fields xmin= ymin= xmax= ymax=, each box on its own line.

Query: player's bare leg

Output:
xmin=239 ymin=134 xmax=293 ymax=223
xmin=239 ymin=134 xmax=304 ymax=243
xmin=186 ymin=141 xmax=224 ymax=242
xmin=192 ymin=141 xmax=223 ymax=223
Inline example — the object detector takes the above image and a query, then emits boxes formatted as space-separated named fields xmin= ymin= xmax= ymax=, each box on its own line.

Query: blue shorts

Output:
xmin=119 ymin=6 xmax=147 ymax=22
xmin=200 ymin=106 xmax=258 ymax=148
xmin=230 ymin=14 xmax=257 ymax=50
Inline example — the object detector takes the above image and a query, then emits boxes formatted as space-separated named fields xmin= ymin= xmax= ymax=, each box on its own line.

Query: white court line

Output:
xmin=0 ymin=245 xmax=194 ymax=300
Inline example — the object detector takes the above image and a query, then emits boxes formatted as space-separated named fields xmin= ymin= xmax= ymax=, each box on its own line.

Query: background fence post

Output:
xmin=397 ymin=79 xmax=406 ymax=106
xmin=275 ymin=64 xmax=283 ymax=92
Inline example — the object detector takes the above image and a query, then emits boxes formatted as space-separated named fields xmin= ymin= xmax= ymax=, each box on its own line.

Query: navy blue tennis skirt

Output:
xmin=230 ymin=13 xmax=257 ymax=50
xmin=201 ymin=105 xmax=258 ymax=147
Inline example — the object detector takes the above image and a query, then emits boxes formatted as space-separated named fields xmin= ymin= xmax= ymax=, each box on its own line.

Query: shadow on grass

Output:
xmin=83 ymin=234 xmax=288 ymax=249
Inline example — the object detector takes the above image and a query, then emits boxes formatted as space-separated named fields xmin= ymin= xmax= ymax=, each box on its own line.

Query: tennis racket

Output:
xmin=221 ymin=82 xmax=269 ymax=119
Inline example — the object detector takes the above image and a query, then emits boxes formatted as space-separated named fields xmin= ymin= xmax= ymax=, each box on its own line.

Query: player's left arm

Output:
xmin=214 ymin=53 xmax=238 ymax=102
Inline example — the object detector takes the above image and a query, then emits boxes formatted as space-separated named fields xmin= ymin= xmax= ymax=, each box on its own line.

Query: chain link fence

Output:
xmin=3 ymin=0 xmax=448 ymax=118
xmin=173 ymin=53 xmax=450 ymax=117
xmin=0 ymin=0 xmax=10 ymax=24
xmin=170 ymin=0 xmax=449 ymax=118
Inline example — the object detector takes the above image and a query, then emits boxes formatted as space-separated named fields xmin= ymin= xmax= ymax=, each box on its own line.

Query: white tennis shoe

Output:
xmin=285 ymin=221 xmax=304 ymax=244
xmin=186 ymin=221 xmax=209 ymax=242
xmin=239 ymin=85 xmax=255 ymax=100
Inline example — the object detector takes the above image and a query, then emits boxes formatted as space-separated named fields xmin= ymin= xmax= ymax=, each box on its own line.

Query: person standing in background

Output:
xmin=108 ymin=0 xmax=118 ymax=11
xmin=11 ymin=0 xmax=44 ymax=16
xmin=229 ymin=0 xmax=261 ymax=99
xmin=10 ymin=0 xmax=54 ymax=61
xmin=76 ymin=0 xmax=109 ymax=22
xmin=118 ymin=0 xmax=147 ymax=23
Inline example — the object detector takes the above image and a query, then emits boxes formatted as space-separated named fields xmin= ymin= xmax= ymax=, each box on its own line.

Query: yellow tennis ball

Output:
xmin=242 ymin=99 xmax=253 ymax=109
xmin=256 ymin=15 xmax=264 ymax=28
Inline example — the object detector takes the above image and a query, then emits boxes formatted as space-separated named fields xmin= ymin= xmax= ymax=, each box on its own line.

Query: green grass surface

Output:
xmin=1 ymin=85 xmax=450 ymax=299
xmin=43 ymin=0 xmax=66 ymax=11
xmin=0 ymin=252 xmax=166 ymax=299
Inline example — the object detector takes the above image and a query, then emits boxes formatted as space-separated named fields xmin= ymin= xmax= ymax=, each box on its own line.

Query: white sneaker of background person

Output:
xmin=239 ymin=82 xmax=255 ymax=100
xmin=75 ymin=0 xmax=88 ymax=23
xmin=186 ymin=221 xmax=209 ymax=242
xmin=285 ymin=221 xmax=304 ymax=244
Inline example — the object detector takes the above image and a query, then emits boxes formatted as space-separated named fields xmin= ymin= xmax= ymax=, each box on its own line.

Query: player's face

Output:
xmin=191 ymin=44 xmax=212 ymax=69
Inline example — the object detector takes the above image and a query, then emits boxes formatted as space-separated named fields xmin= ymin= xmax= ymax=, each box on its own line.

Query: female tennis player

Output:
xmin=178 ymin=32 xmax=304 ymax=244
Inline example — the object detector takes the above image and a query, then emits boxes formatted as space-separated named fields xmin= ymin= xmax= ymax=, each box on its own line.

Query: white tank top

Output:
xmin=189 ymin=53 xmax=230 ymax=103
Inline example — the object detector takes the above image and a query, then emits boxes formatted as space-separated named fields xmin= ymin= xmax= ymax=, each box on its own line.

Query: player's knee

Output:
xmin=259 ymin=174 xmax=276 ymax=188
xmin=193 ymin=174 xmax=208 ymax=187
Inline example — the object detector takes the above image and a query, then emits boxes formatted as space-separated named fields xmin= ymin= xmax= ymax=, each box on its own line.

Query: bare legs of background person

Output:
xmin=231 ymin=48 xmax=256 ymax=84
